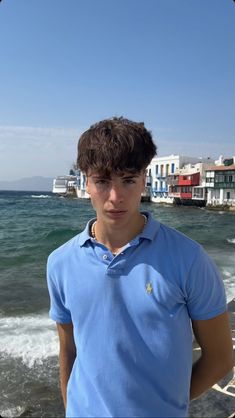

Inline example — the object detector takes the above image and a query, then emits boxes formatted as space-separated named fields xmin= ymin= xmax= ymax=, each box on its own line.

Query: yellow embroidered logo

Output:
xmin=146 ymin=282 xmax=153 ymax=294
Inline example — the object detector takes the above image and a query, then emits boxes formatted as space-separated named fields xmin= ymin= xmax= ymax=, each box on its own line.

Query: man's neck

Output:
xmin=93 ymin=213 xmax=147 ymax=254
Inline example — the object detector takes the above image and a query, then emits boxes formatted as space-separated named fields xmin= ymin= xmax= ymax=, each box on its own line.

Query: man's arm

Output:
xmin=190 ymin=311 xmax=233 ymax=400
xmin=57 ymin=323 xmax=77 ymax=409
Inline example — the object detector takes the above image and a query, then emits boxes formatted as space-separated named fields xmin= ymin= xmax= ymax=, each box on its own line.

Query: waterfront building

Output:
xmin=205 ymin=157 xmax=235 ymax=208
xmin=147 ymin=155 xmax=210 ymax=204
xmin=76 ymin=170 xmax=90 ymax=199
xmin=167 ymin=161 xmax=213 ymax=206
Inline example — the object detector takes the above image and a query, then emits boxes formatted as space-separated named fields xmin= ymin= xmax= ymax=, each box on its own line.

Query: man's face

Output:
xmin=86 ymin=170 xmax=146 ymax=224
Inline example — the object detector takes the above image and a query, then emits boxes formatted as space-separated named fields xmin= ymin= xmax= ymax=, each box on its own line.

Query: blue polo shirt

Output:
xmin=47 ymin=212 xmax=226 ymax=418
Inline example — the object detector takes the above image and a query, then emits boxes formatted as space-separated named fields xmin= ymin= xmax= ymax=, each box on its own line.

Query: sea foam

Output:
xmin=31 ymin=194 xmax=51 ymax=199
xmin=227 ymin=238 xmax=235 ymax=244
xmin=0 ymin=314 xmax=58 ymax=368
xmin=0 ymin=405 xmax=26 ymax=418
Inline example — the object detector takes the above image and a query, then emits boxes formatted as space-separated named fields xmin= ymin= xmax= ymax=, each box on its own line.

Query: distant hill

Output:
xmin=0 ymin=176 xmax=54 ymax=192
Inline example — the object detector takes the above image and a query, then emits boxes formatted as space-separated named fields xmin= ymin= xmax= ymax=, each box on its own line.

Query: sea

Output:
xmin=0 ymin=190 xmax=234 ymax=418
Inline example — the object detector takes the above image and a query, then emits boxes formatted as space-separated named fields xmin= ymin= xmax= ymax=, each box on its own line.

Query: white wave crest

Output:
xmin=0 ymin=405 xmax=26 ymax=418
xmin=0 ymin=314 xmax=58 ymax=368
xmin=227 ymin=238 xmax=235 ymax=244
xmin=223 ymin=270 xmax=232 ymax=278
xmin=31 ymin=194 xmax=51 ymax=198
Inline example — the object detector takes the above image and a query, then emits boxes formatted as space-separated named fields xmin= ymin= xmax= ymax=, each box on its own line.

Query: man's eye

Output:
xmin=124 ymin=179 xmax=135 ymax=184
xmin=95 ymin=179 xmax=109 ymax=185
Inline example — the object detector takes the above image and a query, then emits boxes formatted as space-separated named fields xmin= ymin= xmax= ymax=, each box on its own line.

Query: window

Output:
xmin=227 ymin=192 xmax=230 ymax=200
xmin=155 ymin=165 xmax=158 ymax=175
xmin=171 ymin=163 xmax=175 ymax=173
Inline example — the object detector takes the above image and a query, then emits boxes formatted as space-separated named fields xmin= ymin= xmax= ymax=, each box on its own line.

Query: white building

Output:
xmin=76 ymin=171 xmax=90 ymax=199
xmin=205 ymin=157 xmax=235 ymax=207
xmin=147 ymin=155 xmax=210 ymax=203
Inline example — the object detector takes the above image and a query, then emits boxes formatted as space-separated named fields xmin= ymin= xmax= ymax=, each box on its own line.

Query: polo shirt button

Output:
xmin=103 ymin=254 xmax=108 ymax=260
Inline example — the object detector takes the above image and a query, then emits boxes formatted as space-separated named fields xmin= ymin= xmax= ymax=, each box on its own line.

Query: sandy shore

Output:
xmin=189 ymin=299 xmax=235 ymax=417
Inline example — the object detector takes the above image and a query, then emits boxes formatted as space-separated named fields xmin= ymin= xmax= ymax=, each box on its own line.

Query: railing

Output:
xmin=166 ymin=176 xmax=178 ymax=186
xmin=156 ymin=174 xmax=166 ymax=179
xmin=168 ymin=192 xmax=181 ymax=198
xmin=213 ymin=182 xmax=235 ymax=188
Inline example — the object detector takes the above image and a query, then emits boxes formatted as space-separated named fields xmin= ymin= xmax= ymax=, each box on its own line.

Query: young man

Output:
xmin=47 ymin=117 xmax=233 ymax=418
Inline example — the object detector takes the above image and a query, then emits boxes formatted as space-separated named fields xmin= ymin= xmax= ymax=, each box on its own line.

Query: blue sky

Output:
xmin=0 ymin=0 xmax=234 ymax=181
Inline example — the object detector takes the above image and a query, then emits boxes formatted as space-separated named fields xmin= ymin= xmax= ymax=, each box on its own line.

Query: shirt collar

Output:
xmin=139 ymin=211 xmax=160 ymax=241
xmin=78 ymin=217 xmax=96 ymax=247
xmin=77 ymin=211 xmax=160 ymax=247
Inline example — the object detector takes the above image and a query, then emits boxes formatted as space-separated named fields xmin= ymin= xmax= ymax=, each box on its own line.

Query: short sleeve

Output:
xmin=46 ymin=255 xmax=72 ymax=324
xmin=186 ymin=246 xmax=227 ymax=320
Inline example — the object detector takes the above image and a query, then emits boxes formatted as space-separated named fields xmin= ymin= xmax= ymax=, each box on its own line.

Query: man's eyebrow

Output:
xmin=91 ymin=175 xmax=110 ymax=179
xmin=90 ymin=173 xmax=139 ymax=179
xmin=121 ymin=174 xmax=139 ymax=178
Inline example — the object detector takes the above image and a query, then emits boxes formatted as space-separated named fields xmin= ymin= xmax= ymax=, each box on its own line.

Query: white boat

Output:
xmin=52 ymin=173 xmax=90 ymax=199
xmin=52 ymin=175 xmax=78 ymax=196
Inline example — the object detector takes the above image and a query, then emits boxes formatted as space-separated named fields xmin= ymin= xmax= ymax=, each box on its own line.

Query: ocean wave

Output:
xmin=0 ymin=405 xmax=26 ymax=418
xmin=42 ymin=228 xmax=79 ymax=242
xmin=0 ymin=314 xmax=58 ymax=368
xmin=30 ymin=194 xmax=51 ymax=198
xmin=222 ymin=270 xmax=232 ymax=278
xmin=227 ymin=238 xmax=235 ymax=244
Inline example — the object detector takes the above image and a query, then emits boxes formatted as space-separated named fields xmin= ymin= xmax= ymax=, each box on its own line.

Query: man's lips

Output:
xmin=106 ymin=210 xmax=127 ymax=217
xmin=107 ymin=210 xmax=127 ymax=214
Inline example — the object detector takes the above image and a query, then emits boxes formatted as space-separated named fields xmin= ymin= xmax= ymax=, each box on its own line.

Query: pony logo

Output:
xmin=146 ymin=282 xmax=153 ymax=294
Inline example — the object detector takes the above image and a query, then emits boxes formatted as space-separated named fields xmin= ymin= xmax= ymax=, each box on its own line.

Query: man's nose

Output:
xmin=109 ymin=185 xmax=123 ymax=202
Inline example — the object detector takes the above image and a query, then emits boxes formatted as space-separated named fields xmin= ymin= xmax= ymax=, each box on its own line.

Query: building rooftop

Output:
xmin=207 ymin=165 xmax=235 ymax=171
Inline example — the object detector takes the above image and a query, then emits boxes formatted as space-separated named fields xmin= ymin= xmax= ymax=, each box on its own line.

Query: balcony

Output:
xmin=214 ymin=182 xmax=235 ymax=189
xmin=168 ymin=192 xmax=181 ymax=198
xmin=156 ymin=173 xmax=166 ymax=179
xmin=169 ymin=192 xmax=192 ymax=199
xmin=178 ymin=173 xmax=200 ymax=187
xmin=166 ymin=175 xmax=178 ymax=186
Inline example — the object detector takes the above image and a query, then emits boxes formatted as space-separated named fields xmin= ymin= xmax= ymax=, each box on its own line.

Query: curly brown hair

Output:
xmin=77 ymin=117 xmax=157 ymax=176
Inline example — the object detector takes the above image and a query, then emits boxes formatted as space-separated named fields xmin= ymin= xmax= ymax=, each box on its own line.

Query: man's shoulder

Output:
xmin=144 ymin=212 xmax=202 ymax=256
xmin=157 ymin=221 xmax=201 ymax=251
